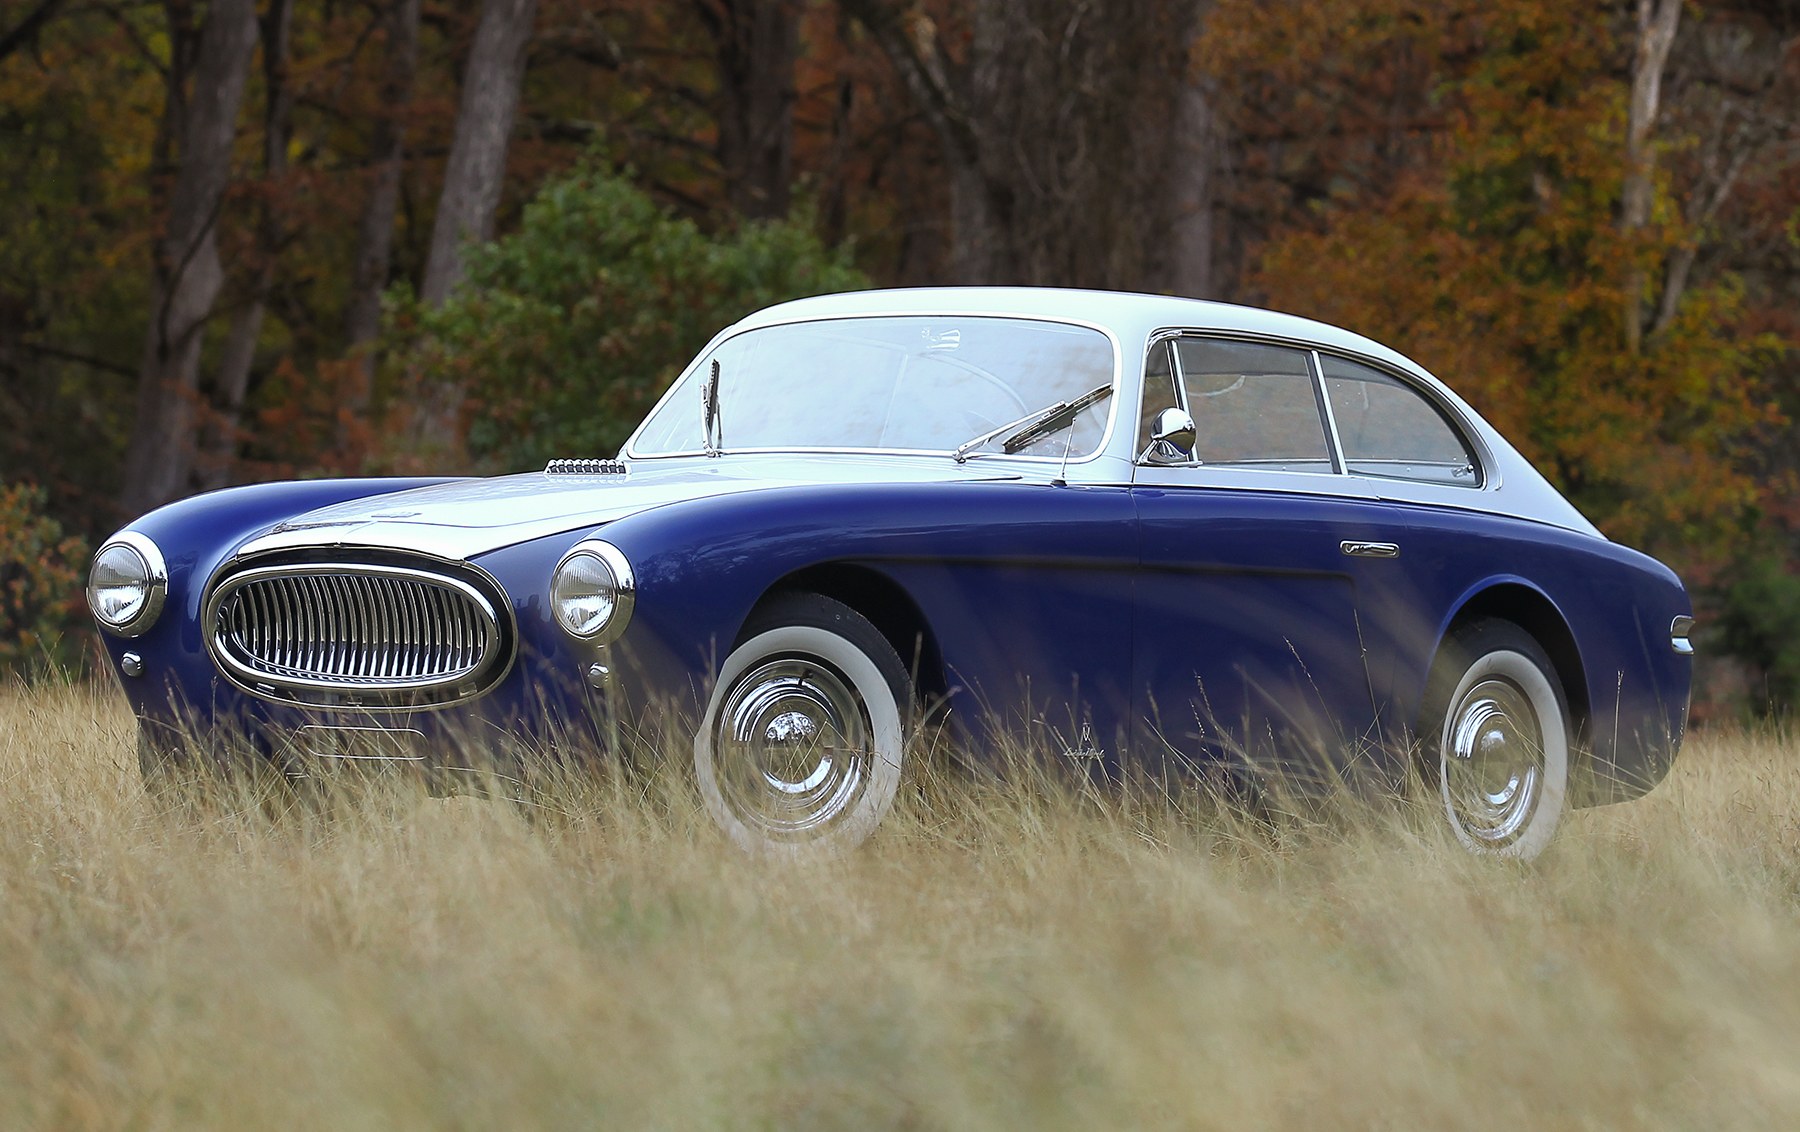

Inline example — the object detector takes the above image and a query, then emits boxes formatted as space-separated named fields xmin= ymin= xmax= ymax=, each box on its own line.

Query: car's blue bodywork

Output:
xmin=100 ymin=461 xmax=1688 ymax=806
xmin=93 ymin=289 xmax=1692 ymax=817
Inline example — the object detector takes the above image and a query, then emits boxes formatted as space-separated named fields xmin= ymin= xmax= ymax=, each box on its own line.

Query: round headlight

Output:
xmin=551 ymin=540 xmax=635 ymax=643
xmin=87 ymin=532 xmax=168 ymax=637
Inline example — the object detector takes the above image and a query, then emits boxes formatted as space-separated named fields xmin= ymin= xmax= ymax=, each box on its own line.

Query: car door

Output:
xmin=1312 ymin=351 xmax=1498 ymax=728
xmin=1128 ymin=335 xmax=1406 ymax=786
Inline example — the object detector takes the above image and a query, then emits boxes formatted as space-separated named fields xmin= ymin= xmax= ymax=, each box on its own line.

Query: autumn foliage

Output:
xmin=0 ymin=483 xmax=87 ymax=678
xmin=0 ymin=0 xmax=1796 ymax=702
xmin=1220 ymin=0 xmax=1787 ymax=555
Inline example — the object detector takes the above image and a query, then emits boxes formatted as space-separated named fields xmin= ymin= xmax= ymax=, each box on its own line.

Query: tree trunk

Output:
xmin=841 ymin=0 xmax=1008 ymax=282
xmin=119 ymin=0 xmax=258 ymax=517
xmin=704 ymin=0 xmax=799 ymax=220
xmin=1164 ymin=68 xmax=1219 ymax=298
xmin=1622 ymin=0 xmax=1681 ymax=354
xmin=419 ymin=0 xmax=537 ymax=305
xmin=844 ymin=0 xmax=1194 ymax=288
xmin=201 ymin=0 xmax=293 ymax=491
xmin=413 ymin=0 xmax=536 ymax=461
xmin=343 ymin=0 xmax=421 ymax=423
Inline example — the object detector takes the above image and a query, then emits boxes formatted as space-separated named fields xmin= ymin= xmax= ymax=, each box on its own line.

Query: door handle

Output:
xmin=1341 ymin=540 xmax=1400 ymax=559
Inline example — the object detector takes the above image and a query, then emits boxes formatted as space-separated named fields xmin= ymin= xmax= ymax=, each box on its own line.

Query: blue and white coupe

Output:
xmin=88 ymin=288 xmax=1693 ymax=857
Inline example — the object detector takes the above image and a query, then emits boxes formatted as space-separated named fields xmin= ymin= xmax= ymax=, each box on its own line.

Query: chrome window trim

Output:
xmin=1136 ymin=331 xmax=1341 ymax=474
xmin=1314 ymin=349 xmax=1489 ymax=490
xmin=1165 ymin=330 xmax=1193 ymax=464
xmin=1130 ymin=464 xmax=1378 ymax=499
xmin=1131 ymin=336 xmax=1183 ymax=461
xmin=1310 ymin=350 xmax=1350 ymax=476
xmin=90 ymin=530 xmax=169 ymax=638
xmin=621 ymin=311 xmax=1125 ymax=467
xmin=203 ymin=560 xmax=516 ymax=711
xmin=1130 ymin=326 xmax=1497 ymax=493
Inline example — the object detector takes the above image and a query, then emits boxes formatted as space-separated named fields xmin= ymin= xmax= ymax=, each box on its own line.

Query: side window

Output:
xmin=1174 ymin=339 xmax=1331 ymax=471
xmin=1136 ymin=339 xmax=1181 ymax=462
xmin=1320 ymin=356 xmax=1480 ymax=487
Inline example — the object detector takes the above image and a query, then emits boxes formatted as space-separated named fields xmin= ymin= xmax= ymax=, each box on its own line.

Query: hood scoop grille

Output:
xmin=544 ymin=459 xmax=628 ymax=475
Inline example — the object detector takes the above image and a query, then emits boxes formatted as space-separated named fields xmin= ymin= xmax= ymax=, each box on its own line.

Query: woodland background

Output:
xmin=0 ymin=0 xmax=1796 ymax=714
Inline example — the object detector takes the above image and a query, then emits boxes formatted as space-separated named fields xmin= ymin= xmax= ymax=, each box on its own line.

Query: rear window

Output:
xmin=1320 ymin=356 xmax=1479 ymax=487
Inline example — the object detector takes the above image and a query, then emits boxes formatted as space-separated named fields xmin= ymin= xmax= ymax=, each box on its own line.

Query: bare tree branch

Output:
xmin=5 ymin=338 xmax=135 ymax=378
xmin=0 ymin=0 xmax=63 ymax=62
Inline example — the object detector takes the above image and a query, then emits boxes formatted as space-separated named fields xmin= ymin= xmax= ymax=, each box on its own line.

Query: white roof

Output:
xmin=709 ymin=287 xmax=1601 ymax=537
xmin=741 ymin=287 xmax=1424 ymax=373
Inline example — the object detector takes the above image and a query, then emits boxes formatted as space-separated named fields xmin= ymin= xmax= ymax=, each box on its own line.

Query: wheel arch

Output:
xmin=1439 ymin=581 xmax=1590 ymax=747
xmin=742 ymin=562 xmax=949 ymax=712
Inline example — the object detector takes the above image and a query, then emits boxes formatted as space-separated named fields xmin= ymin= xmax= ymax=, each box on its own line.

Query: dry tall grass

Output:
xmin=2 ymin=684 xmax=1797 ymax=1130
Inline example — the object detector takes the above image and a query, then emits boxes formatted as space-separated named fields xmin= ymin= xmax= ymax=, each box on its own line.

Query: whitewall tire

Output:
xmin=1421 ymin=620 xmax=1571 ymax=860
xmin=695 ymin=594 xmax=910 ymax=855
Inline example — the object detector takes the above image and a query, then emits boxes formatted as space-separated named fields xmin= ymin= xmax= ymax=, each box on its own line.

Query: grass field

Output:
xmin=1 ymin=684 xmax=1797 ymax=1130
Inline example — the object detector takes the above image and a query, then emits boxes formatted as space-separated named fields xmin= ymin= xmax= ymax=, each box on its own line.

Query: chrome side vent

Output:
xmin=204 ymin=562 xmax=510 ymax=708
xmin=545 ymin=459 xmax=627 ymax=475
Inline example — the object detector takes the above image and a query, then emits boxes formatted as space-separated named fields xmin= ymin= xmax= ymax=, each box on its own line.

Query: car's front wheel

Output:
xmin=1420 ymin=619 xmax=1570 ymax=860
xmin=695 ymin=593 xmax=911 ymax=854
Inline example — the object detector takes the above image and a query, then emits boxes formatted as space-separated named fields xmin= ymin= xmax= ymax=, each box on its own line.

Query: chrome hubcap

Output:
xmin=713 ymin=657 xmax=873 ymax=838
xmin=1445 ymin=677 xmax=1542 ymax=845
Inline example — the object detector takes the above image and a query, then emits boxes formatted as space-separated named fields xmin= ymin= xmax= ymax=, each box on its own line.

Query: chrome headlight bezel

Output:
xmin=87 ymin=531 xmax=169 ymax=638
xmin=551 ymin=539 xmax=636 ymax=644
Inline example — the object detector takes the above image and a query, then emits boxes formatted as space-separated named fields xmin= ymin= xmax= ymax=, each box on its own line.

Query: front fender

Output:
xmin=582 ymin=479 xmax=1140 ymax=733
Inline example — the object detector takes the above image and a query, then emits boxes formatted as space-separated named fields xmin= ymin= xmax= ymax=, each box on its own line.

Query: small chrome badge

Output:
xmin=1062 ymin=723 xmax=1104 ymax=762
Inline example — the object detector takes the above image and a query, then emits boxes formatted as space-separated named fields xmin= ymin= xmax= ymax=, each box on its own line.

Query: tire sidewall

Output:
xmin=1428 ymin=626 xmax=1570 ymax=860
xmin=696 ymin=619 xmax=906 ymax=855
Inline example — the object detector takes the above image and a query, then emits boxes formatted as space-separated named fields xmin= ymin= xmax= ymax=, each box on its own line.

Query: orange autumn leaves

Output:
xmin=1206 ymin=0 xmax=1788 ymax=558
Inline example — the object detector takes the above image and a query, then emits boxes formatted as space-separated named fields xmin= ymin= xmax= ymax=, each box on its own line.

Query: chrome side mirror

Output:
xmin=1144 ymin=407 xmax=1196 ymax=462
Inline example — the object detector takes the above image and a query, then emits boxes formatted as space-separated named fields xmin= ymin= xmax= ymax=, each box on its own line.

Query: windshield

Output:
xmin=629 ymin=315 xmax=1118 ymax=458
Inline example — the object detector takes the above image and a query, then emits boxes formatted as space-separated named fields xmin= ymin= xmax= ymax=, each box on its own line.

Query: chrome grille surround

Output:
xmin=204 ymin=561 xmax=511 ymax=708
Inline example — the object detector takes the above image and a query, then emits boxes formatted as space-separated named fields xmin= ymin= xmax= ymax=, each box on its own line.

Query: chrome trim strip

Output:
xmin=204 ymin=561 xmax=512 ymax=708
xmin=1164 ymin=329 xmax=1194 ymax=465
xmin=1311 ymin=349 xmax=1349 ymax=476
xmin=1131 ymin=465 xmax=1378 ymax=499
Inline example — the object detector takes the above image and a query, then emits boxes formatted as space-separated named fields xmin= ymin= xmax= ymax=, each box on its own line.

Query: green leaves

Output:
xmin=390 ymin=166 xmax=866 ymax=471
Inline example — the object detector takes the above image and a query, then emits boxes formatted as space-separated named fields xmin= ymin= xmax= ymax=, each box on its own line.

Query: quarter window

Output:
xmin=1174 ymin=339 xmax=1332 ymax=471
xmin=1136 ymin=340 xmax=1182 ymax=462
xmin=1320 ymin=356 xmax=1479 ymax=487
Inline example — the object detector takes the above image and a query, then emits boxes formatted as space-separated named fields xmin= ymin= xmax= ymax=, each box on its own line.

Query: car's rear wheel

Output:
xmin=1420 ymin=619 xmax=1570 ymax=860
xmin=695 ymin=593 xmax=910 ymax=854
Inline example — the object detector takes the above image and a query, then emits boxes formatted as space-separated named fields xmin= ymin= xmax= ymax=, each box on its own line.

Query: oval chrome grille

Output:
xmin=205 ymin=562 xmax=509 ymax=706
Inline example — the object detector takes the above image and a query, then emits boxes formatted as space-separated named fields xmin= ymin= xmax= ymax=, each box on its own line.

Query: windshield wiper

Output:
xmin=952 ymin=383 xmax=1113 ymax=463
